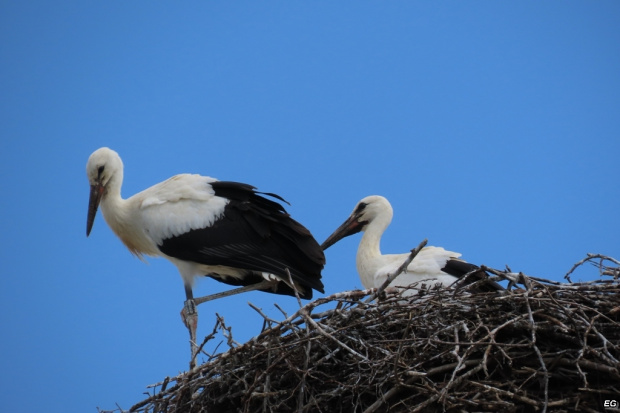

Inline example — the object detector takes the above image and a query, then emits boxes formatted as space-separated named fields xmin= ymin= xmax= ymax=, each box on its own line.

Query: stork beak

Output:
xmin=87 ymin=182 xmax=104 ymax=236
xmin=321 ymin=213 xmax=366 ymax=250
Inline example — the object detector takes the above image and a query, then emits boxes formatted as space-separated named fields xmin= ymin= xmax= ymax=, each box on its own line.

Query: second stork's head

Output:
xmin=321 ymin=195 xmax=393 ymax=250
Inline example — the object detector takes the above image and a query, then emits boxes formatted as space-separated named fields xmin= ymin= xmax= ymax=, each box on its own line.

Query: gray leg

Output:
xmin=180 ymin=285 xmax=198 ymax=369
xmin=180 ymin=279 xmax=279 ymax=369
xmin=193 ymin=279 xmax=278 ymax=306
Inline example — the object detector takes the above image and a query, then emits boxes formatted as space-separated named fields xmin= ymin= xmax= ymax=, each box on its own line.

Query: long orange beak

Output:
xmin=86 ymin=182 xmax=104 ymax=236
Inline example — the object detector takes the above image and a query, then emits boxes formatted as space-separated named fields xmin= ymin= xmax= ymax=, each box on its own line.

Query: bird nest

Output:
xmin=120 ymin=253 xmax=619 ymax=413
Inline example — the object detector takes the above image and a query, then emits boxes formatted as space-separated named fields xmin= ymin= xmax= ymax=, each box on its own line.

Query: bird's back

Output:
xmin=360 ymin=246 xmax=460 ymax=290
xmin=157 ymin=180 xmax=325 ymax=298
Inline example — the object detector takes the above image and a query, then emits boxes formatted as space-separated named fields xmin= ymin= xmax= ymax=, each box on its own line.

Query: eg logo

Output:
xmin=604 ymin=400 xmax=618 ymax=408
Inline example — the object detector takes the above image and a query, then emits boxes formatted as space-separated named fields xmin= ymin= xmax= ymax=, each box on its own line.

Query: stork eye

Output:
xmin=354 ymin=202 xmax=367 ymax=214
xmin=97 ymin=165 xmax=105 ymax=177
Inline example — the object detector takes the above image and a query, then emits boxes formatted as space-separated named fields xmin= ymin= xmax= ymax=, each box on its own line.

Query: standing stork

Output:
xmin=86 ymin=147 xmax=325 ymax=367
xmin=322 ymin=196 xmax=499 ymax=295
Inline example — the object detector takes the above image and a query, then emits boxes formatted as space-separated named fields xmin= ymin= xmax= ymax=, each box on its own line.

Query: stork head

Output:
xmin=86 ymin=147 xmax=123 ymax=236
xmin=321 ymin=195 xmax=393 ymax=250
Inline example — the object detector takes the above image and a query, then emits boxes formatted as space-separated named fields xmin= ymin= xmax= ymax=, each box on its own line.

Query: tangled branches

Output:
xmin=124 ymin=255 xmax=619 ymax=413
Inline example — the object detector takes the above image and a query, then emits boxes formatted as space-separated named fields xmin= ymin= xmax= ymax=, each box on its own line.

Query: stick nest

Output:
xmin=126 ymin=255 xmax=619 ymax=413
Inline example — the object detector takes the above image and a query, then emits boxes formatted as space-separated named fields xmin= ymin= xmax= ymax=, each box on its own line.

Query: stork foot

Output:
xmin=181 ymin=299 xmax=198 ymax=369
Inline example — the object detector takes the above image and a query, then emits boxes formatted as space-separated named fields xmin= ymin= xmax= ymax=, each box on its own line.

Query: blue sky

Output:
xmin=1 ymin=2 xmax=619 ymax=411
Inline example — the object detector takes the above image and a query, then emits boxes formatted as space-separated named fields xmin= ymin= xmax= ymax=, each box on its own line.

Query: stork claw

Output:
xmin=181 ymin=299 xmax=198 ymax=369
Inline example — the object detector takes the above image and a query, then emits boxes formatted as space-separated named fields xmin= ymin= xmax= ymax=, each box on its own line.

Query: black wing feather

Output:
xmin=158 ymin=181 xmax=325 ymax=299
xmin=442 ymin=259 xmax=503 ymax=292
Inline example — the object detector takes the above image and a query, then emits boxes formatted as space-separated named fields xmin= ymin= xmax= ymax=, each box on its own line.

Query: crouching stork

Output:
xmin=322 ymin=195 xmax=499 ymax=295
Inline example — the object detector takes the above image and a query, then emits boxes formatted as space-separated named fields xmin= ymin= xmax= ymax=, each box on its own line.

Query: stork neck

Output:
xmin=357 ymin=213 xmax=391 ymax=260
xmin=99 ymin=173 xmax=128 ymax=231
xmin=355 ymin=214 xmax=391 ymax=289
xmin=359 ymin=224 xmax=383 ymax=258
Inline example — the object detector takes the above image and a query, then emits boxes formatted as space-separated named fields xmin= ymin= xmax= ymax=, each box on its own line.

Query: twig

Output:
xmin=285 ymin=267 xmax=304 ymax=309
xmin=564 ymin=253 xmax=620 ymax=282
xmin=364 ymin=239 xmax=428 ymax=303
xmin=523 ymin=286 xmax=549 ymax=413
xmin=301 ymin=308 xmax=368 ymax=361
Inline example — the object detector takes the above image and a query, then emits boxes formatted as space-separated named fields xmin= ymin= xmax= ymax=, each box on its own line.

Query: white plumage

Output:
xmin=322 ymin=195 xmax=495 ymax=295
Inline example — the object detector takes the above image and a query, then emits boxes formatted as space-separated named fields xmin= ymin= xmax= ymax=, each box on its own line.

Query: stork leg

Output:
xmin=193 ymin=279 xmax=279 ymax=306
xmin=181 ymin=286 xmax=199 ymax=369
xmin=180 ymin=279 xmax=279 ymax=369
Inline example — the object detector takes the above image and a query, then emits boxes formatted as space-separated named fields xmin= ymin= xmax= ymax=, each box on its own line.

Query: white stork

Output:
xmin=321 ymin=196 xmax=499 ymax=295
xmin=86 ymin=147 xmax=325 ymax=366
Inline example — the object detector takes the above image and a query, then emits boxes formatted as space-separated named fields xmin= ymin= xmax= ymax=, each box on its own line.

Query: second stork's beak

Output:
xmin=321 ymin=213 xmax=366 ymax=250
xmin=86 ymin=182 xmax=104 ymax=236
